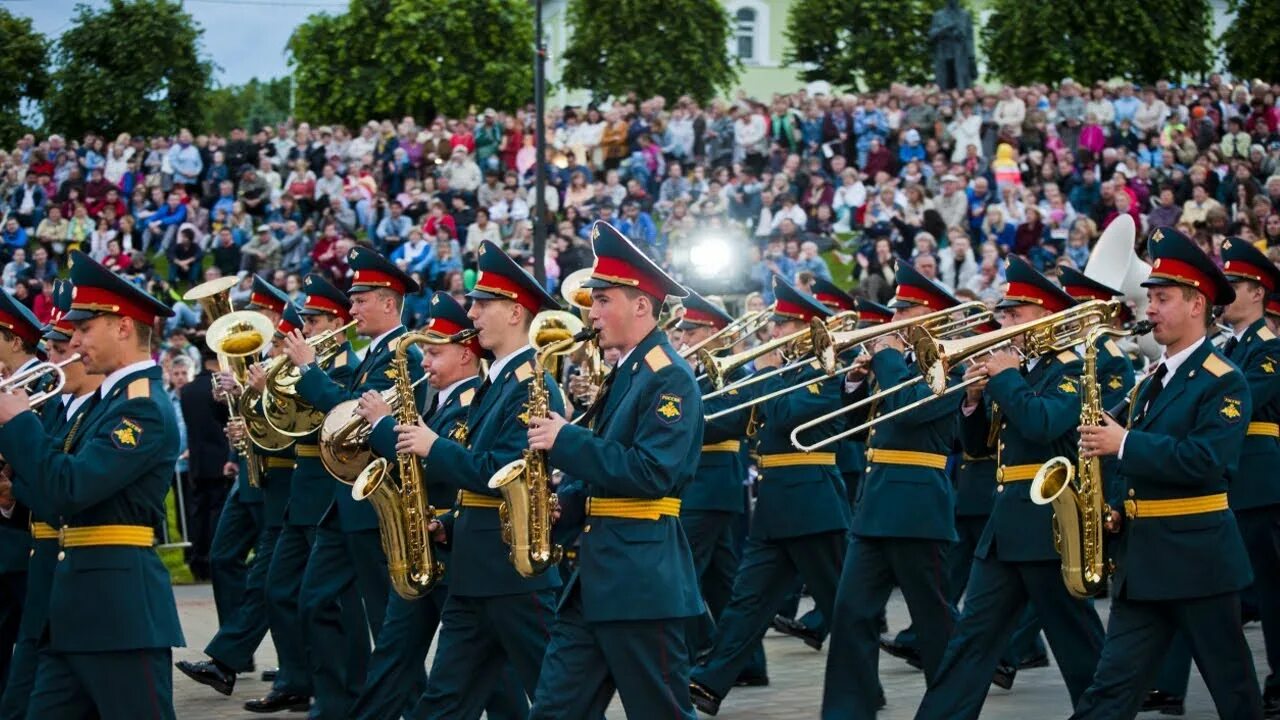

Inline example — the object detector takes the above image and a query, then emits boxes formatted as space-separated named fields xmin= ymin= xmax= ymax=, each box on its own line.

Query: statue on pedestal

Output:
xmin=929 ymin=0 xmax=977 ymax=90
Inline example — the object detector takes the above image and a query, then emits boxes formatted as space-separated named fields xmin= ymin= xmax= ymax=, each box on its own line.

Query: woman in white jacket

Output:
xmin=948 ymin=103 xmax=983 ymax=164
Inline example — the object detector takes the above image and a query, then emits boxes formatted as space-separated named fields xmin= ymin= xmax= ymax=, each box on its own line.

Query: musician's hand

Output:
xmin=282 ymin=329 xmax=316 ymax=368
xmin=983 ymin=349 xmax=1020 ymax=377
xmin=0 ymin=475 xmax=14 ymax=510
xmin=395 ymin=418 xmax=438 ymax=458
xmin=1079 ymin=415 xmax=1124 ymax=458
xmin=528 ymin=412 xmax=568 ymax=451
xmin=214 ymin=371 xmax=241 ymax=400
xmin=567 ymin=375 xmax=598 ymax=406
xmin=222 ymin=461 xmax=240 ymax=478
xmin=754 ymin=349 xmax=783 ymax=370
xmin=962 ymin=362 xmax=989 ymax=404
xmin=246 ymin=364 xmax=268 ymax=393
xmin=871 ymin=334 xmax=905 ymax=355
xmin=1104 ymin=508 xmax=1123 ymax=534
xmin=356 ymin=390 xmax=393 ymax=426
xmin=427 ymin=518 xmax=448 ymax=543
xmin=225 ymin=418 xmax=248 ymax=444
xmin=0 ymin=391 xmax=30 ymax=424
xmin=845 ymin=353 xmax=872 ymax=382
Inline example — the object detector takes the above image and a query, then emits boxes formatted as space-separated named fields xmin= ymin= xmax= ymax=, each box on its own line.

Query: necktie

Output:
xmin=1222 ymin=336 xmax=1239 ymax=357
xmin=1140 ymin=362 xmax=1168 ymax=415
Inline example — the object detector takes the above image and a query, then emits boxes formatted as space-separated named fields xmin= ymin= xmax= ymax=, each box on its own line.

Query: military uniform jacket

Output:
xmin=961 ymin=351 xmax=1083 ymax=563
xmin=0 ymin=362 xmax=53 ymax=573
xmin=297 ymin=331 xmax=424 ymax=532
xmin=745 ymin=360 xmax=851 ymax=541
xmin=550 ymin=328 xmax=704 ymax=622
xmin=0 ymin=365 xmax=185 ymax=652
xmin=426 ymin=347 xmax=563 ymax=598
xmin=954 ymin=451 xmax=997 ymax=517
xmin=288 ymin=345 xmax=355 ymax=527
xmin=684 ymin=366 xmax=749 ymax=514
xmin=1224 ymin=319 xmax=1280 ymax=510
xmin=847 ymin=348 xmax=960 ymax=541
xmin=371 ymin=375 xmax=479 ymax=587
xmin=1111 ymin=340 xmax=1253 ymax=601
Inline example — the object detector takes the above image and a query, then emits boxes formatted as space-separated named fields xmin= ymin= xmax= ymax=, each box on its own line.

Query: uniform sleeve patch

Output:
xmin=806 ymin=382 xmax=822 ymax=395
xmin=111 ymin=418 xmax=143 ymax=448
xmin=449 ymin=421 xmax=469 ymax=443
xmin=1202 ymin=353 xmax=1233 ymax=377
xmin=1261 ymin=357 xmax=1276 ymax=375
xmin=1058 ymin=377 xmax=1078 ymax=394
xmin=1221 ymin=396 xmax=1243 ymax=423
xmin=645 ymin=346 xmax=672 ymax=372
xmin=126 ymin=378 xmax=150 ymax=400
xmin=1106 ymin=375 xmax=1123 ymax=390
xmin=655 ymin=393 xmax=683 ymax=423
xmin=384 ymin=367 xmax=399 ymax=380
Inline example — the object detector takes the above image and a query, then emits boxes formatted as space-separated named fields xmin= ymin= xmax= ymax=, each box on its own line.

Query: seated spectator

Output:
xmin=795 ymin=240 xmax=832 ymax=281
xmin=66 ymin=202 xmax=93 ymax=255
xmin=465 ymin=208 xmax=501 ymax=256
xmin=279 ymin=220 xmax=313 ymax=273
xmin=35 ymin=206 xmax=70 ymax=256
xmin=143 ymin=192 xmax=188 ymax=252
xmin=938 ymin=229 xmax=978 ymax=291
xmin=424 ymin=236 xmax=462 ymax=290
xmin=965 ymin=257 xmax=1004 ymax=305
xmin=24 ymin=245 xmax=58 ymax=283
xmin=981 ymin=206 xmax=1017 ymax=254
xmin=208 ymin=227 xmax=242 ymax=278
xmin=1 ymin=247 xmax=28 ymax=291
xmin=1181 ymin=183 xmax=1222 ymax=227
xmin=100 ymin=238 xmax=131 ymax=273
xmin=240 ymin=224 xmax=282 ymax=273
xmin=392 ymin=228 xmax=432 ymax=274
xmin=375 ymin=200 xmax=413 ymax=251
xmin=617 ymin=200 xmax=659 ymax=259
xmin=166 ymin=226 xmax=204 ymax=289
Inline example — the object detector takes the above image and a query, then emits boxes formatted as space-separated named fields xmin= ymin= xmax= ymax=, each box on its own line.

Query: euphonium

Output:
xmin=352 ymin=333 xmax=445 ymax=600
xmin=488 ymin=310 xmax=593 ymax=577
xmin=259 ymin=320 xmax=357 ymax=438
xmin=206 ymin=311 xmax=277 ymax=487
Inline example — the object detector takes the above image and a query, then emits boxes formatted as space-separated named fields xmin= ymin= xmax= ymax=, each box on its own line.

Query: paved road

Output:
xmin=173 ymin=584 xmax=1264 ymax=719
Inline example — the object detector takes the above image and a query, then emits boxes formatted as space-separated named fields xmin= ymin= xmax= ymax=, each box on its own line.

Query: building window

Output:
xmin=735 ymin=7 xmax=756 ymax=62
xmin=726 ymin=1 xmax=769 ymax=66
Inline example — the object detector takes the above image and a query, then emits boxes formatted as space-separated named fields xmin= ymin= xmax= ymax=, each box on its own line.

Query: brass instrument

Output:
xmin=318 ymin=331 xmax=473 ymax=483
xmin=698 ymin=312 xmax=849 ymax=390
xmin=1031 ymin=320 xmax=1153 ymax=598
xmin=488 ymin=310 xmax=593 ymax=577
xmin=789 ymin=300 xmax=1119 ymax=452
xmin=352 ymin=333 xmax=446 ymax=600
xmin=206 ymin=311 xmax=277 ymax=488
xmin=259 ymin=320 xmax=358 ymax=437
xmin=679 ymin=306 xmax=773 ymax=361
xmin=0 ymin=355 xmax=81 ymax=408
xmin=561 ymin=268 xmax=606 ymax=389
xmin=183 ymin=276 xmax=239 ymax=325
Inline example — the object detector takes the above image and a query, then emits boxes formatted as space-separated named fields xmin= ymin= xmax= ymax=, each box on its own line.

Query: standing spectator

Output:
xmin=180 ymin=346 xmax=232 ymax=581
xmin=949 ymin=103 xmax=984 ymax=164
xmin=734 ymin=104 xmax=768 ymax=175
xmin=167 ymin=128 xmax=203 ymax=190
xmin=938 ymin=229 xmax=978 ymax=290
xmin=854 ymin=97 xmax=888 ymax=168
xmin=993 ymin=86 xmax=1026 ymax=138
xmin=1056 ymin=79 xmax=1087 ymax=151
xmin=474 ymin=109 xmax=503 ymax=172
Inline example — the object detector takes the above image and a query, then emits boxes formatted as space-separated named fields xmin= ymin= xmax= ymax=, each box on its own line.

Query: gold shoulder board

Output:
xmin=1056 ymin=349 xmax=1078 ymax=364
xmin=1259 ymin=326 xmax=1277 ymax=341
xmin=459 ymin=388 xmax=475 ymax=406
xmin=126 ymin=378 xmax=150 ymax=400
xmin=1202 ymin=353 xmax=1233 ymax=377
xmin=1104 ymin=339 xmax=1122 ymax=358
xmin=645 ymin=346 xmax=672 ymax=372
xmin=514 ymin=363 xmax=533 ymax=382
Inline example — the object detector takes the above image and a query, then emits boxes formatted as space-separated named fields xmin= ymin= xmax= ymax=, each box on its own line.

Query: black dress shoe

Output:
xmin=175 ymin=659 xmax=236 ymax=696
xmin=878 ymin=636 xmax=923 ymax=670
xmin=877 ymin=689 xmax=887 ymax=709
xmin=770 ymin=614 xmax=823 ymax=650
xmin=690 ymin=681 xmax=722 ymax=715
xmin=991 ymin=662 xmax=1016 ymax=690
xmin=244 ymin=690 xmax=310 ymax=713
xmin=1140 ymin=690 xmax=1185 ymax=716
xmin=1017 ymin=652 xmax=1050 ymax=670
xmin=1265 ymin=693 xmax=1280 ymax=718
xmin=260 ymin=667 xmax=278 ymax=682
xmin=733 ymin=674 xmax=769 ymax=687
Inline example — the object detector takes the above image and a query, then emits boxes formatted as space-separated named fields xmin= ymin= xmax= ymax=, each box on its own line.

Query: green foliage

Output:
xmin=981 ymin=0 xmax=1211 ymax=85
xmin=44 ymin=0 xmax=212 ymax=138
xmin=203 ymin=77 xmax=292 ymax=135
xmin=561 ymin=0 xmax=738 ymax=102
xmin=1222 ymin=0 xmax=1280 ymax=81
xmin=288 ymin=0 xmax=534 ymax=128
xmin=785 ymin=0 xmax=943 ymax=90
xmin=0 ymin=8 xmax=49 ymax=145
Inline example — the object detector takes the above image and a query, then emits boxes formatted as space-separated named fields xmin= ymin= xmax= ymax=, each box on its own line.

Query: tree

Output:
xmin=43 ymin=0 xmax=212 ymax=138
xmin=288 ymin=0 xmax=534 ymax=127
xmin=981 ymin=0 xmax=1211 ymax=85
xmin=561 ymin=0 xmax=738 ymax=103
xmin=204 ymin=77 xmax=292 ymax=135
xmin=0 ymin=8 xmax=49 ymax=145
xmin=1222 ymin=0 xmax=1280 ymax=82
xmin=785 ymin=0 xmax=943 ymax=91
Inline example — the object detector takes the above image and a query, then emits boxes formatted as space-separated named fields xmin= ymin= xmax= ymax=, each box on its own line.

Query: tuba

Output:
xmin=206 ymin=311 xmax=277 ymax=487
xmin=488 ymin=311 xmax=594 ymax=577
xmin=352 ymin=333 xmax=446 ymax=600
xmin=260 ymin=320 xmax=357 ymax=438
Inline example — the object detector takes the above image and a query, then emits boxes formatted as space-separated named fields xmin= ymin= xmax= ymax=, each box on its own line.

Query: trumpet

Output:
xmin=706 ymin=303 xmax=992 ymax=421
xmin=679 ymin=306 xmax=773 ymax=361
xmin=699 ymin=311 xmax=851 ymax=390
xmin=258 ymin=320 xmax=358 ymax=438
xmin=789 ymin=300 xmax=1120 ymax=452
xmin=0 ymin=355 xmax=82 ymax=408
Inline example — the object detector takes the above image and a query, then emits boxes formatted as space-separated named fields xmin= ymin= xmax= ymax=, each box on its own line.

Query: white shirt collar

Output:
xmin=616 ymin=344 xmax=639 ymax=370
xmin=436 ymin=376 xmax=470 ymax=408
xmin=66 ymin=392 xmax=93 ymax=420
xmin=367 ymin=326 xmax=403 ymax=354
xmin=99 ymin=359 xmax=157 ymax=398
xmin=488 ymin=344 xmax=532 ymax=383
xmin=1156 ymin=336 xmax=1206 ymax=385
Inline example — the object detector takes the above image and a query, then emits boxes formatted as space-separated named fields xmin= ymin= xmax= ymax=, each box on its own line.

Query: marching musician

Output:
xmin=1267 ymin=293 xmax=1280 ymax=334
xmin=177 ymin=277 xmax=294 ymax=698
xmin=1129 ymin=234 xmax=1280 ymax=716
xmin=524 ymin=221 xmax=702 ymax=718
xmin=823 ymin=263 xmax=963 ymax=719
xmin=915 ymin=256 xmax=1105 ymax=719
xmin=0 ymin=289 xmax=49 ymax=695
xmin=393 ymin=239 xmax=563 ymax=718
xmin=353 ymin=290 xmax=526 ymax=720
xmin=253 ymin=274 xmax=360 ymax=714
xmin=0 ymin=280 xmax=102 ymax=720
xmin=691 ymin=275 xmax=850 ymax=716
xmin=0 ymin=250 xmax=184 ymax=718
xmin=281 ymin=248 xmax=424 ymax=720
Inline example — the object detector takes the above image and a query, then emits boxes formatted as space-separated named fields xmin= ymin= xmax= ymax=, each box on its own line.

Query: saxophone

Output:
xmin=488 ymin=310 xmax=595 ymax=577
xmin=352 ymin=333 xmax=445 ymax=600
xmin=1031 ymin=325 xmax=1122 ymax=598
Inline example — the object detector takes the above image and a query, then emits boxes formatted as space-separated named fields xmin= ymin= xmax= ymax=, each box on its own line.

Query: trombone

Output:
xmin=698 ymin=311 xmax=853 ymax=390
xmin=705 ymin=302 xmax=992 ymax=421
xmin=789 ymin=300 xmax=1120 ymax=453
xmin=679 ymin=306 xmax=773 ymax=361
xmin=0 ymin=355 xmax=82 ymax=408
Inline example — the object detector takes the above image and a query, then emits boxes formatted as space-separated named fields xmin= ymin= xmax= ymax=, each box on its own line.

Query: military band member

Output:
xmin=523 ymin=222 xmax=701 ymax=718
xmin=1068 ymin=227 xmax=1265 ymax=718
xmin=915 ymin=256 xmax=1105 ymax=719
xmin=0 ymin=250 xmax=184 ymax=718
xmin=1139 ymin=235 xmax=1280 ymax=716
xmin=353 ymin=291 xmax=525 ymax=720
xmin=177 ymin=275 xmax=290 ymax=697
xmin=1267 ymin=293 xmax=1280 ymax=334
xmin=823 ymin=264 xmax=963 ymax=719
xmin=690 ymin=275 xmax=850 ymax=716
xmin=280 ymin=249 xmax=425 ymax=720
xmin=253 ymin=274 xmax=361 ymax=714
xmin=393 ymin=239 xmax=564 ymax=719
xmin=0 ymin=281 xmax=102 ymax=720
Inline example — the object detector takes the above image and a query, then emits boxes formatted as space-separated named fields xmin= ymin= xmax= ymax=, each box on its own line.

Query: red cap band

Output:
xmin=1223 ymin=260 xmax=1276 ymax=292
xmin=0 ymin=311 xmax=40 ymax=345
xmin=814 ymin=291 xmax=855 ymax=311
xmin=426 ymin=316 xmax=482 ymax=354
xmin=304 ymin=294 xmax=352 ymax=321
xmin=775 ymin=297 xmax=819 ymax=322
xmin=1150 ymin=257 xmax=1218 ymax=302
xmin=249 ymin=291 xmax=286 ymax=314
xmin=1266 ymin=296 xmax=1280 ymax=317
xmin=1062 ymin=284 xmax=1114 ymax=303
xmin=892 ymin=283 xmax=951 ymax=309
xmin=1004 ymin=281 xmax=1072 ymax=313
xmin=682 ymin=306 xmax=727 ymax=329
xmin=276 ymin=317 xmax=298 ymax=336
xmin=591 ymin=255 xmax=668 ymax=301
xmin=352 ymin=269 xmax=406 ymax=295
xmin=858 ymin=310 xmax=892 ymax=325
xmin=474 ymin=271 xmax=542 ymax=315
xmin=70 ymin=285 xmax=159 ymax=325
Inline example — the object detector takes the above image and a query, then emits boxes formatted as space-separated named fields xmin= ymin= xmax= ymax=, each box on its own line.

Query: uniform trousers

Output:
xmin=26 ymin=646 xmax=174 ymax=720
xmin=208 ymin=489 xmax=262 ymax=625
xmin=206 ymin=525 xmax=277 ymax=672
xmin=0 ymin=570 xmax=25 ymax=701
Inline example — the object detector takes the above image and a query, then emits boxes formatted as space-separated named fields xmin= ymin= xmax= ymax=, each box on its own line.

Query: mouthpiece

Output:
xmin=1131 ymin=320 xmax=1155 ymax=335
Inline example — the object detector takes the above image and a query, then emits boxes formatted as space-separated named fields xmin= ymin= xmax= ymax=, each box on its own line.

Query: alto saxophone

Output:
xmin=489 ymin=311 xmax=596 ymax=577
xmin=352 ymin=333 xmax=445 ymax=600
